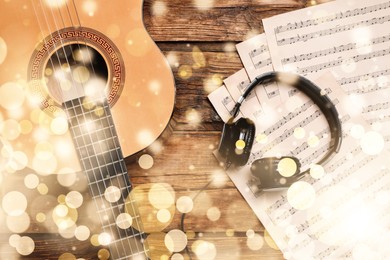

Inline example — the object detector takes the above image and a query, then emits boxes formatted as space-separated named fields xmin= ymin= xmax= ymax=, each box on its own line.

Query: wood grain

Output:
xmin=0 ymin=0 xmax=340 ymax=259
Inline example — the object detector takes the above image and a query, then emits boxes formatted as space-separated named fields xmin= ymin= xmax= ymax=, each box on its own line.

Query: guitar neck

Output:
xmin=63 ymin=96 xmax=149 ymax=260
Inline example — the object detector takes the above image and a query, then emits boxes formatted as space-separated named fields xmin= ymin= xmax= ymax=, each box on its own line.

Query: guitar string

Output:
xmin=69 ymin=0 xmax=149 ymax=256
xmin=55 ymin=2 xmax=133 ymax=257
xmin=31 ymin=0 xmax=123 ymax=257
xmin=30 ymin=0 xmax=64 ymax=106
xmin=67 ymin=0 xmax=146 ymax=257
xmin=63 ymin=1 xmax=145 ymax=257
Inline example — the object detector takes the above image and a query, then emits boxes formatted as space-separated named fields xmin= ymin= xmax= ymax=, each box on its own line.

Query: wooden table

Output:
xmin=0 ymin=1 xmax=330 ymax=259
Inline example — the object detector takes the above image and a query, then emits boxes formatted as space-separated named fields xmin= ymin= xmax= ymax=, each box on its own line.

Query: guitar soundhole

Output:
xmin=45 ymin=44 xmax=109 ymax=103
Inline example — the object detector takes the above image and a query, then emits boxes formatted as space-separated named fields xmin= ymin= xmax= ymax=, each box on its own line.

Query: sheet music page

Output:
xmin=226 ymin=73 xmax=390 ymax=259
xmin=236 ymin=34 xmax=287 ymax=105
xmin=262 ymin=0 xmax=390 ymax=142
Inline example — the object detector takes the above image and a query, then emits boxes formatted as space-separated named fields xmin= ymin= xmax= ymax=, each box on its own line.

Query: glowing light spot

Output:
xmin=90 ymin=234 xmax=100 ymax=246
xmin=235 ymin=140 xmax=246 ymax=150
xmin=55 ymin=205 xmax=69 ymax=218
xmin=50 ymin=116 xmax=68 ymax=135
xmin=294 ymin=127 xmax=306 ymax=139
xmin=116 ymin=213 xmax=133 ymax=229
xmin=176 ymin=196 xmax=193 ymax=213
xmin=0 ymin=82 xmax=25 ymax=110
xmin=277 ymin=158 xmax=297 ymax=177
xmin=166 ymin=52 xmax=179 ymax=67
xmin=33 ymin=153 xmax=57 ymax=176
xmin=2 ymin=191 xmax=27 ymax=216
xmin=98 ymin=249 xmax=110 ymax=260
xmin=45 ymin=0 xmax=67 ymax=8
xmin=0 ymin=37 xmax=7 ymax=64
xmin=225 ymin=228 xmax=235 ymax=237
xmin=171 ymin=254 xmax=184 ymax=260
xmin=37 ymin=183 xmax=49 ymax=195
xmin=178 ymin=65 xmax=192 ymax=80
xmin=256 ymin=134 xmax=268 ymax=144
xmin=104 ymin=186 xmax=121 ymax=203
xmin=165 ymin=229 xmax=188 ymax=252
xmin=24 ymin=174 xmax=39 ymax=189
xmin=310 ymin=164 xmax=325 ymax=179
xmin=206 ymin=207 xmax=221 ymax=221
xmin=350 ymin=124 xmax=365 ymax=139
xmin=264 ymin=229 xmax=279 ymax=250
xmin=138 ymin=154 xmax=154 ymax=169
xmin=1 ymin=119 xmax=21 ymax=140
xmin=9 ymin=234 xmax=20 ymax=248
xmin=307 ymin=134 xmax=320 ymax=148
xmin=82 ymin=97 xmax=96 ymax=111
xmin=57 ymin=168 xmax=77 ymax=187
xmin=10 ymin=151 xmax=28 ymax=171
xmin=193 ymin=0 xmax=215 ymax=10
xmin=82 ymin=0 xmax=97 ymax=17
xmin=247 ymin=233 xmax=264 ymax=251
xmin=98 ymin=232 xmax=112 ymax=246
xmin=192 ymin=46 xmax=206 ymax=68
xmin=148 ymin=80 xmax=161 ymax=95
xmin=6 ymin=212 xmax=30 ymax=233
xmin=72 ymin=66 xmax=90 ymax=83
xmin=246 ymin=229 xmax=255 ymax=238
xmin=148 ymin=183 xmax=175 ymax=209
xmin=36 ymin=213 xmax=46 ymax=223
xmin=19 ymin=120 xmax=33 ymax=134
xmin=192 ymin=240 xmax=217 ymax=260
xmin=287 ymin=181 xmax=316 ymax=210
xmin=360 ymin=131 xmax=384 ymax=155
xmin=59 ymin=253 xmax=76 ymax=260
xmin=152 ymin=1 xmax=167 ymax=16
xmin=94 ymin=106 xmax=104 ymax=117
xmin=74 ymin=225 xmax=90 ymax=241
xmin=137 ymin=129 xmax=154 ymax=147
xmin=14 ymin=236 xmax=35 ymax=256
xmin=185 ymin=109 xmax=201 ymax=125
xmin=157 ymin=209 xmax=171 ymax=223
xmin=65 ymin=191 xmax=83 ymax=209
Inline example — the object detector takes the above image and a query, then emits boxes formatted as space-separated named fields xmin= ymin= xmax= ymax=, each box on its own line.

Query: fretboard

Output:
xmin=63 ymin=97 xmax=149 ymax=260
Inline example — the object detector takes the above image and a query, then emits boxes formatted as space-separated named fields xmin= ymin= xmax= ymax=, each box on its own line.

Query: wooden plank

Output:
xmin=143 ymin=0 xmax=333 ymax=42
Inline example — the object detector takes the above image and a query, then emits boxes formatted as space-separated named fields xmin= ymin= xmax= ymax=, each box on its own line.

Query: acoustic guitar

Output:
xmin=0 ymin=0 xmax=175 ymax=259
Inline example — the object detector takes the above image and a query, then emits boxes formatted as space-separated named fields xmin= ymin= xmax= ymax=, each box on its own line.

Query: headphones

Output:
xmin=217 ymin=72 xmax=342 ymax=191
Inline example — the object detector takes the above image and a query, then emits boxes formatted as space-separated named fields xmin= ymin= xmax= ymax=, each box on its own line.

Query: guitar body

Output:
xmin=0 ymin=0 xmax=175 ymax=173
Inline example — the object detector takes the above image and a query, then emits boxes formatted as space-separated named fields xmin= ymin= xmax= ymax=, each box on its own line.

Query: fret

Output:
xmin=63 ymin=97 xmax=148 ymax=259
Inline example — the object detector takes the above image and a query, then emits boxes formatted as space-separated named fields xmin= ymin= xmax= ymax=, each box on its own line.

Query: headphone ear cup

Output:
xmin=218 ymin=117 xmax=255 ymax=166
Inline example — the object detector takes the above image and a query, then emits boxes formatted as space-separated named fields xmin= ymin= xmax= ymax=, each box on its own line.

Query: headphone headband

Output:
xmin=229 ymin=71 xmax=342 ymax=168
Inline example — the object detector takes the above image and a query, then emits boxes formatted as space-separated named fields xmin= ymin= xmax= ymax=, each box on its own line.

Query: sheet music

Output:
xmin=263 ymin=0 xmax=390 ymax=141
xmin=226 ymin=73 xmax=390 ymax=259
xmin=236 ymin=34 xmax=287 ymax=105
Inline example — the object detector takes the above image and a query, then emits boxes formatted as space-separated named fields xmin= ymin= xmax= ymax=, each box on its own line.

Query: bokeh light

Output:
xmin=0 ymin=37 xmax=7 ymax=64
xmin=138 ymin=154 xmax=154 ymax=170
xmin=152 ymin=1 xmax=168 ymax=16
xmin=2 ymin=191 xmax=27 ymax=216
xmin=192 ymin=240 xmax=217 ymax=260
xmin=277 ymin=158 xmax=297 ymax=177
xmin=104 ymin=186 xmax=121 ymax=203
xmin=176 ymin=196 xmax=194 ymax=213
xmin=148 ymin=183 xmax=175 ymax=209
xmin=206 ymin=207 xmax=221 ymax=221
xmin=74 ymin=225 xmax=91 ymax=241
xmin=165 ymin=229 xmax=188 ymax=252
xmin=6 ymin=212 xmax=30 ymax=233
xmin=0 ymin=82 xmax=25 ymax=111
xmin=65 ymin=191 xmax=84 ymax=209
xmin=309 ymin=164 xmax=325 ymax=179
xmin=193 ymin=0 xmax=215 ymax=10
xmin=14 ymin=236 xmax=35 ymax=256
xmin=116 ymin=213 xmax=133 ymax=229
xmin=360 ymin=131 xmax=384 ymax=155
xmin=246 ymin=233 xmax=264 ymax=251
xmin=287 ymin=181 xmax=316 ymax=210
xmin=24 ymin=174 xmax=39 ymax=189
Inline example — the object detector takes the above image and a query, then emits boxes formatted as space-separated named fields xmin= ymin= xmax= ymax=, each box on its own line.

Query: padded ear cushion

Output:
xmin=218 ymin=117 xmax=255 ymax=166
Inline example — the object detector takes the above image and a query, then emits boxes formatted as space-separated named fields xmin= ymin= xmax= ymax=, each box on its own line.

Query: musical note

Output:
xmin=296 ymin=47 xmax=390 ymax=75
xmin=274 ymin=2 xmax=390 ymax=34
xmin=277 ymin=15 xmax=390 ymax=46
